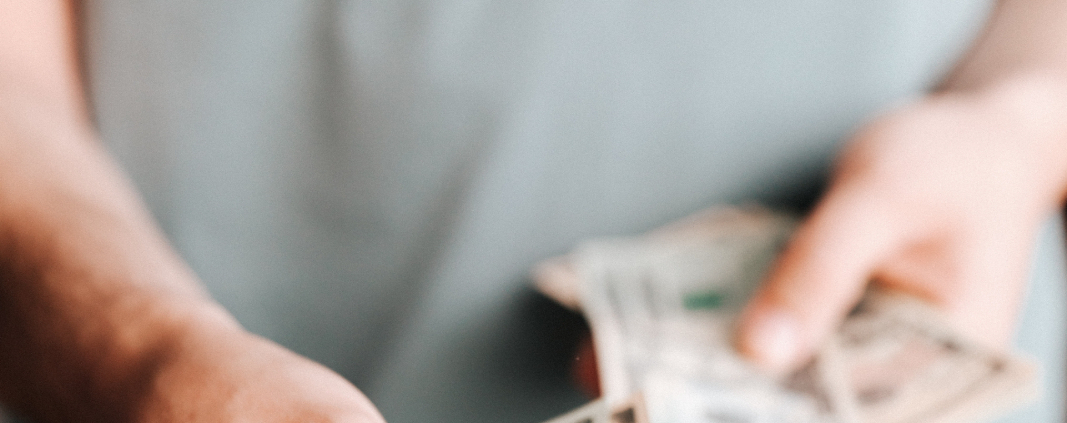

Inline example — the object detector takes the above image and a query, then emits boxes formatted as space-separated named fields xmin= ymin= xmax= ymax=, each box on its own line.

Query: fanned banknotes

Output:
xmin=542 ymin=396 xmax=650 ymax=423
xmin=536 ymin=206 xmax=1038 ymax=423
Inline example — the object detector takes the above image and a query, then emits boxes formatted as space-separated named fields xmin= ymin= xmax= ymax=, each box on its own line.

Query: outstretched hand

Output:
xmin=736 ymin=78 xmax=1067 ymax=373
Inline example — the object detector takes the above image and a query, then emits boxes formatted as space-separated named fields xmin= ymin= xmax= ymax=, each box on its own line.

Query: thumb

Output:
xmin=736 ymin=186 xmax=904 ymax=373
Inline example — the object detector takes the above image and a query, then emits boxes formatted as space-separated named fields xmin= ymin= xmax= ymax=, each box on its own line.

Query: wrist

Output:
xmin=949 ymin=71 xmax=1067 ymax=208
xmin=0 ymin=272 xmax=241 ymax=422
xmin=0 ymin=122 xmax=243 ymax=421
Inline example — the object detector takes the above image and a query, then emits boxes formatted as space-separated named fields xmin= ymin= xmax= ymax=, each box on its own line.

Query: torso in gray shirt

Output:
xmin=80 ymin=2 xmax=1064 ymax=422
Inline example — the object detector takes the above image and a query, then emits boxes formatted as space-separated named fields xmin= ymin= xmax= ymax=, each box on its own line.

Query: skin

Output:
xmin=736 ymin=0 xmax=1067 ymax=373
xmin=0 ymin=1 xmax=384 ymax=422
xmin=0 ymin=0 xmax=1064 ymax=421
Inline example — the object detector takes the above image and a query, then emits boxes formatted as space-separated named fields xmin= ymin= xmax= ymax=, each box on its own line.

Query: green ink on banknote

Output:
xmin=684 ymin=291 xmax=726 ymax=310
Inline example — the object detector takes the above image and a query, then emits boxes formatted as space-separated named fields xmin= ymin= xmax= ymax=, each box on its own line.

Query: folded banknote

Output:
xmin=536 ymin=206 xmax=1038 ymax=423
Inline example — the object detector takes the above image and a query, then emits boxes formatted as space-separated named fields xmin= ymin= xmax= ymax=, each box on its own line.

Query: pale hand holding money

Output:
xmin=535 ymin=206 xmax=1039 ymax=423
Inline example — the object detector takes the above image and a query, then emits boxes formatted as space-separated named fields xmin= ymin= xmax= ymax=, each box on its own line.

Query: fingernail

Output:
xmin=744 ymin=310 xmax=800 ymax=372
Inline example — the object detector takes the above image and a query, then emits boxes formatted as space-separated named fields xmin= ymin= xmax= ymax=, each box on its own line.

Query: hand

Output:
xmin=135 ymin=315 xmax=386 ymax=423
xmin=735 ymin=76 xmax=1067 ymax=373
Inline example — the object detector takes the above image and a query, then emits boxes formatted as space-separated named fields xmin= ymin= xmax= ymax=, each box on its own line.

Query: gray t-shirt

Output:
xmin=78 ymin=1 xmax=1064 ymax=422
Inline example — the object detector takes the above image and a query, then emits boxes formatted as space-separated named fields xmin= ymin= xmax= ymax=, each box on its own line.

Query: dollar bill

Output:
xmin=574 ymin=212 xmax=843 ymax=423
xmin=832 ymin=290 xmax=1039 ymax=423
xmin=536 ymin=206 xmax=1039 ymax=423
xmin=543 ymin=395 xmax=650 ymax=423
xmin=542 ymin=399 xmax=609 ymax=423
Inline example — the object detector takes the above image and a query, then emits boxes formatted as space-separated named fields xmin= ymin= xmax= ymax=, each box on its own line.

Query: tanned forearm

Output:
xmin=0 ymin=3 xmax=388 ymax=422
xmin=0 ymin=1 xmax=238 ymax=420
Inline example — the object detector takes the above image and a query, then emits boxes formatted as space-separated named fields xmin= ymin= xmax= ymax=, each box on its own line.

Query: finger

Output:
xmin=877 ymin=229 xmax=1032 ymax=348
xmin=735 ymin=185 xmax=905 ymax=373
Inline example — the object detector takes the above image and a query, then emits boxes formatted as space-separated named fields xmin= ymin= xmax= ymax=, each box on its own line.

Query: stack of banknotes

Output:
xmin=535 ymin=206 xmax=1039 ymax=423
